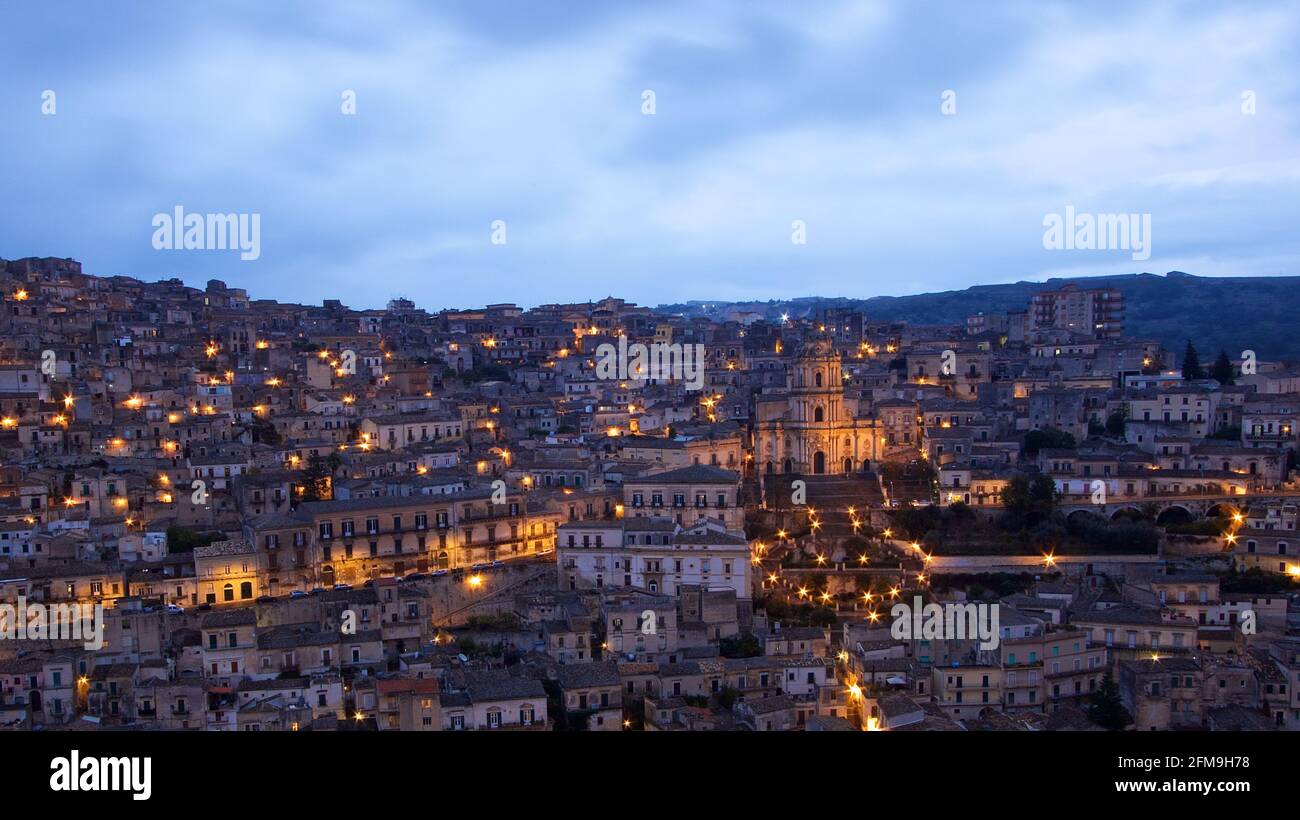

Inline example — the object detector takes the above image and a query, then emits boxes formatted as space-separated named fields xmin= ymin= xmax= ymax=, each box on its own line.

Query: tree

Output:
xmin=1105 ymin=410 xmax=1126 ymax=437
xmin=719 ymin=634 xmax=762 ymax=658
xmin=1023 ymin=428 xmax=1075 ymax=455
xmin=300 ymin=453 xmax=338 ymax=502
xmin=1181 ymin=341 xmax=1202 ymax=381
xmin=716 ymin=687 xmax=740 ymax=709
xmin=1001 ymin=473 xmax=1058 ymax=527
xmin=166 ymin=526 xmax=222 ymax=554
xmin=1087 ymin=670 xmax=1131 ymax=731
xmin=1210 ymin=349 xmax=1235 ymax=385
xmin=808 ymin=606 xmax=837 ymax=628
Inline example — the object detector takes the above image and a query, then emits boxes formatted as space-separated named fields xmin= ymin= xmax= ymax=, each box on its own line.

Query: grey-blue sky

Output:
xmin=1 ymin=0 xmax=1296 ymax=310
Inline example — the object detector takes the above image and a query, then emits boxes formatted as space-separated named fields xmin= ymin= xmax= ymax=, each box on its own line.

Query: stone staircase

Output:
xmin=763 ymin=473 xmax=884 ymax=539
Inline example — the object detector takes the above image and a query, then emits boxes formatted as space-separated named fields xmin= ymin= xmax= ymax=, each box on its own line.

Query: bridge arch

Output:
xmin=1205 ymin=503 xmax=1237 ymax=520
xmin=1155 ymin=505 xmax=1195 ymax=526
xmin=1110 ymin=506 xmax=1144 ymax=522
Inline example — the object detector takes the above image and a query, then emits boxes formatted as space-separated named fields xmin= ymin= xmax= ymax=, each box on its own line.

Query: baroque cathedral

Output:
xmin=753 ymin=336 xmax=883 ymax=475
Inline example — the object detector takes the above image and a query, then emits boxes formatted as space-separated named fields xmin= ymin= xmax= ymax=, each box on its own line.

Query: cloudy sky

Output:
xmin=1 ymin=0 xmax=1297 ymax=310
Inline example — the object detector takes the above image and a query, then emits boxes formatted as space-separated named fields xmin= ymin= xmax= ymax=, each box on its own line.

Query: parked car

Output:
xmin=333 ymin=583 xmax=352 ymax=591
xmin=164 ymin=604 xmax=185 ymax=614
xmin=289 ymin=590 xmax=309 ymax=600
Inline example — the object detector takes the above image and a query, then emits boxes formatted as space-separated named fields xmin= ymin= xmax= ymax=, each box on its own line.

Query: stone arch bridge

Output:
xmin=1057 ymin=492 xmax=1300 ymax=524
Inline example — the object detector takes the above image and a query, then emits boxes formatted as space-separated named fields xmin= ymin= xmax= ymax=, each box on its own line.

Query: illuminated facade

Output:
xmin=754 ymin=338 xmax=881 ymax=475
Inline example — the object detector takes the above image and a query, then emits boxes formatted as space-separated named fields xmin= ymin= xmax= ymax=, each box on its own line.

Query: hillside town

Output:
xmin=2 ymin=255 xmax=1298 ymax=732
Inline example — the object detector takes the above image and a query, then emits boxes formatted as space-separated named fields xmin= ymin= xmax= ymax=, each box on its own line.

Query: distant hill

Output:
xmin=658 ymin=272 xmax=1300 ymax=360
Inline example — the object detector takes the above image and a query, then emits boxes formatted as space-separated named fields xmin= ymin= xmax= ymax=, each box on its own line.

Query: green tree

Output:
xmin=1104 ymin=410 xmax=1126 ymax=437
xmin=1023 ymin=428 xmax=1076 ymax=455
xmin=1210 ymin=349 xmax=1235 ymax=385
xmin=300 ymin=453 xmax=339 ymax=502
xmin=166 ymin=526 xmax=223 ymax=554
xmin=1001 ymin=473 xmax=1057 ymax=527
xmin=1181 ymin=341 xmax=1202 ymax=381
xmin=719 ymin=634 xmax=762 ymax=658
xmin=1086 ymin=670 xmax=1130 ymax=731
xmin=716 ymin=687 xmax=740 ymax=709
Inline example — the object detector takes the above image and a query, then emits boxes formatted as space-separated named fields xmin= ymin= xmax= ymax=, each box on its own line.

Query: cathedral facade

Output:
xmin=753 ymin=338 xmax=883 ymax=475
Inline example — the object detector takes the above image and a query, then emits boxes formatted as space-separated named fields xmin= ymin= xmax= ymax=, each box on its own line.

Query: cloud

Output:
xmin=0 ymin=0 xmax=1296 ymax=308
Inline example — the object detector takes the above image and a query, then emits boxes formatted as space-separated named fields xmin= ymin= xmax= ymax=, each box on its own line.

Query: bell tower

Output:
xmin=789 ymin=337 xmax=842 ymax=425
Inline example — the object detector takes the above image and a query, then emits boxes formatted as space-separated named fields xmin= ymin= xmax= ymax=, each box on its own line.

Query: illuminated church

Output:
xmin=753 ymin=336 xmax=883 ymax=474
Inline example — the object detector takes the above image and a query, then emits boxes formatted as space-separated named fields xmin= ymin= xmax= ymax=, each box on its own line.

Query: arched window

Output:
xmin=240 ymin=581 xmax=253 ymax=599
xmin=222 ymin=583 xmax=234 ymax=602
xmin=814 ymin=371 xmax=823 ymax=387
xmin=814 ymin=406 xmax=824 ymax=422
